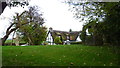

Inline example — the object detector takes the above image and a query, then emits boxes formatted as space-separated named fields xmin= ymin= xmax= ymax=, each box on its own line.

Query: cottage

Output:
xmin=46 ymin=28 xmax=81 ymax=45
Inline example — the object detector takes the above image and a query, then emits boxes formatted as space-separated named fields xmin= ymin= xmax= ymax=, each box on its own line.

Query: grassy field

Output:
xmin=2 ymin=45 xmax=120 ymax=66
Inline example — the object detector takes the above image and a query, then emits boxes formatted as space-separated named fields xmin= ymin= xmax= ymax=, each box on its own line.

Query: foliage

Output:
xmin=66 ymin=1 xmax=120 ymax=46
xmin=19 ymin=26 xmax=47 ymax=45
xmin=5 ymin=39 xmax=25 ymax=43
xmin=1 ymin=11 xmax=28 ymax=45
xmin=1 ymin=5 xmax=38 ymax=46
xmin=70 ymin=42 xmax=82 ymax=45
xmin=2 ymin=45 xmax=120 ymax=66
xmin=80 ymin=25 xmax=86 ymax=44
xmin=42 ymin=41 xmax=48 ymax=45
xmin=99 ymin=2 xmax=120 ymax=46
xmin=17 ymin=6 xmax=47 ymax=45
xmin=69 ymin=29 xmax=72 ymax=32
xmin=0 ymin=1 xmax=29 ymax=14
xmin=54 ymin=37 xmax=62 ymax=45
xmin=66 ymin=1 xmax=106 ymax=23
xmin=7 ymin=1 xmax=29 ymax=7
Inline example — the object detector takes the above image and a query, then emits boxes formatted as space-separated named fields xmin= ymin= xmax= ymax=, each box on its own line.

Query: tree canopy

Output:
xmin=66 ymin=1 xmax=120 ymax=45
xmin=17 ymin=6 xmax=47 ymax=45
xmin=1 ymin=5 xmax=47 ymax=45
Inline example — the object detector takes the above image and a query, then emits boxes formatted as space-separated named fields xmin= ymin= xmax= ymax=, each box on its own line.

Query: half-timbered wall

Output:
xmin=46 ymin=32 xmax=53 ymax=45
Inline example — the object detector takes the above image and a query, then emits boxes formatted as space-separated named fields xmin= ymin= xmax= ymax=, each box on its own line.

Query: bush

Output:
xmin=54 ymin=37 xmax=62 ymax=45
xmin=42 ymin=41 xmax=48 ymax=45
xmin=70 ymin=42 xmax=82 ymax=45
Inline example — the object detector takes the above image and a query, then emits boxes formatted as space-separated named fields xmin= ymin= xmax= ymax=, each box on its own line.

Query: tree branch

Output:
xmin=6 ymin=23 xmax=16 ymax=34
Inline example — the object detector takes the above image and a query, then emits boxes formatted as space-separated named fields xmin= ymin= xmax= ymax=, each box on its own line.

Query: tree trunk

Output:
xmin=1 ymin=12 xmax=29 ymax=46
xmin=28 ymin=36 xmax=34 ymax=45
xmin=11 ymin=31 xmax=16 ymax=45
xmin=2 ymin=28 xmax=17 ymax=46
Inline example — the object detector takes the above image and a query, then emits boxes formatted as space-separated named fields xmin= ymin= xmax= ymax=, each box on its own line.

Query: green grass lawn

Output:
xmin=2 ymin=45 xmax=120 ymax=66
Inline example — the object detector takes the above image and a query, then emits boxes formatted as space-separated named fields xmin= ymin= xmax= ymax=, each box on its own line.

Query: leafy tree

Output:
xmin=66 ymin=1 xmax=120 ymax=45
xmin=17 ymin=6 xmax=47 ymax=45
xmin=1 ymin=1 xmax=30 ymax=45
xmin=1 ymin=12 xmax=28 ymax=46
xmin=54 ymin=37 xmax=62 ymax=45
xmin=19 ymin=25 xmax=47 ymax=45
xmin=65 ymin=1 xmax=106 ymax=45
xmin=69 ymin=29 xmax=72 ymax=32
xmin=100 ymin=2 xmax=120 ymax=45
xmin=66 ymin=1 xmax=106 ymax=23
xmin=80 ymin=25 xmax=86 ymax=44
xmin=1 ymin=6 xmax=47 ymax=45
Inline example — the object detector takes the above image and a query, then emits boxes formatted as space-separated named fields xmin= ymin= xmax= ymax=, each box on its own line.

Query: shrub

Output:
xmin=54 ymin=37 xmax=62 ymax=45
xmin=42 ymin=41 xmax=48 ymax=45
xmin=70 ymin=42 xmax=82 ymax=45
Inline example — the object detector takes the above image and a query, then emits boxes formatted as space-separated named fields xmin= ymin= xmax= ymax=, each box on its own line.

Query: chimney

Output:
xmin=49 ymin=27 xmax=53 ymax=32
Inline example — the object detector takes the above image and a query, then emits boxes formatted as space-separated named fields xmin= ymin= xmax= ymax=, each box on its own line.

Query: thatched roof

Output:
xmin=48 ymin=28 xmax=81 ymax=41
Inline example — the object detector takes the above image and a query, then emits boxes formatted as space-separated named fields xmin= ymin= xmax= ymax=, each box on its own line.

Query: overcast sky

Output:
xmin=0 ymin=0 xmax=83 ymax=39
